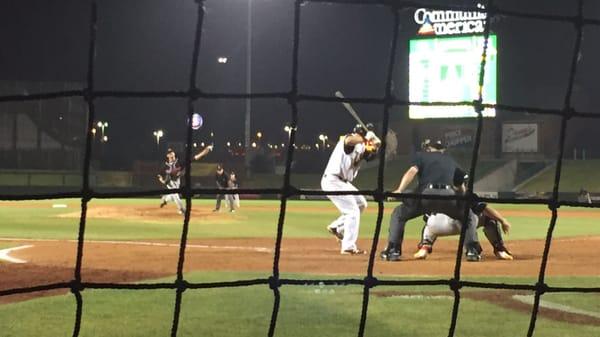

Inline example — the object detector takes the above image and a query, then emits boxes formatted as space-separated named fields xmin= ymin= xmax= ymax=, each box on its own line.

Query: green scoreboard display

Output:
xmin=409 ymin=34 xmax=497 ymax=119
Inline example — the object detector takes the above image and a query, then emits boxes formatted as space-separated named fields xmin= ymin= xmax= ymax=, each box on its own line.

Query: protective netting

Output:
xmin=1 ymin=0 xmax=600 ymax=337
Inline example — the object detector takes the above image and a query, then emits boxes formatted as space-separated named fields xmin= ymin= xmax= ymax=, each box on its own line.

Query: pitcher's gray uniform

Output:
xmin=158 ymin=151 xmax=185 ymax=215
xmin=321 ymin=126 xmax=380 ymax=255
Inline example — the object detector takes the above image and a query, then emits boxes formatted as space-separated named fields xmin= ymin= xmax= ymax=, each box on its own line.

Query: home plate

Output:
xmin=52 ymin=204 xmax=68 ymax=208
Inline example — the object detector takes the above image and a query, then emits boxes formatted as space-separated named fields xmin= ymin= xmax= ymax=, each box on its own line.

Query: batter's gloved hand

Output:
xmin=365 ymin=131 xmax=381 ymax=144
xmin=207 ymin=145 xmax=214 ymax=151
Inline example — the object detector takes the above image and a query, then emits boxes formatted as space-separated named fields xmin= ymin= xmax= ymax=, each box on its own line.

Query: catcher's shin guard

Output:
xmin=482 ymin=217 xmax=505 ymax=252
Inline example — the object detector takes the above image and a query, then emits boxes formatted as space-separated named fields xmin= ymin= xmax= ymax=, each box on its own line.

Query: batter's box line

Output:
xmin=0 ymin=245 xmax=34 ymax=263
xmin=0 ymin=237 xmax=272 ymax=254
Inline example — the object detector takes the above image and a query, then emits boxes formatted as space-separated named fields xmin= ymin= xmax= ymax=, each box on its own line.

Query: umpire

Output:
xmin=380 ymin=139 xmax=481 ymax=262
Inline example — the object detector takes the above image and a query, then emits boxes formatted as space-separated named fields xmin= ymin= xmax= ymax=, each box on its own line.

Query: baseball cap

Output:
xmin=421 ymin=139 xmax=445 ymax=150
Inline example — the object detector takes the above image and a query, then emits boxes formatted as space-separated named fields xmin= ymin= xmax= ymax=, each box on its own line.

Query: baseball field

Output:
xmin=1 ymin=198 xmax=599 ymax=337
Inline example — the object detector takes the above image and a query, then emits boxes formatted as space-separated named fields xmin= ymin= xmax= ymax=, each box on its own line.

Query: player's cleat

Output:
xmin=327 ymin=226 xmax=344 ymax=242
xmin=212 ymin=209 xmax=219 ymax=212
xmin=159 ymin=201 xmax=167 ymax=208
xmin=341 ymin=248 xmax=367 ymax=255
xmin=413 ymin=248 xmax=429 ymax=260
xmin=380 ymin=248 xmax=401 ymax=261
xmin=466 ymin=248 xmax=481 ymax=262
xmin=494 ymin=250 xmax=514 ymax=260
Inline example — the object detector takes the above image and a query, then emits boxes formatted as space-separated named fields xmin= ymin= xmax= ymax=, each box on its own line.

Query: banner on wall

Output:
xmin=443 ymin=127 xmax=474 ymax=149
xmin=502 ymin=123 xmax=538 ymax=152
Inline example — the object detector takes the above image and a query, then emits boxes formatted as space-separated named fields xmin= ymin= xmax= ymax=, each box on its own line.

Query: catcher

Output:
xmin=414 ymin=203 xmax=513 ymax=260
xmin=413 ymin=171 xmax=513 ymax=260
xmin=322 ymin=123 xmax=381 ymax=255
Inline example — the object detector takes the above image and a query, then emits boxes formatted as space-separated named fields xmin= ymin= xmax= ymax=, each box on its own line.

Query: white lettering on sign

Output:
xmin=414 ymin=8 xmax=487 ymax=36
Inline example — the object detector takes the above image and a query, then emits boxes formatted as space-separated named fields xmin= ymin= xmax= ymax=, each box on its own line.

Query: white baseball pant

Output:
xmin=161 ymin=179 xmax=185 ymax=213
xmin=321 ymin=174 xmax=367 ymax=252
xmin=423 ymin=212 xmax=479 ymax=247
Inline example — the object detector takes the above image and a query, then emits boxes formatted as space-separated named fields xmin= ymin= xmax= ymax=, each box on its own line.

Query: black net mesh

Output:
xmin=1 ymin=1 xmax=600 ymax=337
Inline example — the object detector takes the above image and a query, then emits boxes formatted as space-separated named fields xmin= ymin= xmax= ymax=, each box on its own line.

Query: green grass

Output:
xmin=0 ymin=243 xmax=17 ymax=250
xmin=518 ymin=159 xmax=600 ymax=193
xmin=1 ymin=272 xmax=599 ymax=337
xmin=1 ymin=199 xmax=599 ymax=337
xmin=2 ymin=199 xmax=600 ymax=241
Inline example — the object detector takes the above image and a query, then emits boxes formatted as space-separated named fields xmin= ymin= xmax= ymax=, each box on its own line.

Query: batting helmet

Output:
xmin=353 ymin=123 xmax=374 ymax=137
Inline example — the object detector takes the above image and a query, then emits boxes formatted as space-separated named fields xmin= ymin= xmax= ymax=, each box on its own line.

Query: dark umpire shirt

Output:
xmin=215 ymin=171 xmax=229 ymax=188
xmin=413 ymin=151 xmax=465 ymax=191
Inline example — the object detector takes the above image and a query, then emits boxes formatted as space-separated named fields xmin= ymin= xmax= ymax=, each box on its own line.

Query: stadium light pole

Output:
xmin=244 ymin=0 xmax=253 ymax=170
xmin=97 ymin=121 xmax=108 ymax=138
xmin=318 ymin=134 xmax=328 ymax=149
xmin=284 ymin=125 xmax=292 ymax=140
xmin=153 ymin=130 xmax=164 ymax=150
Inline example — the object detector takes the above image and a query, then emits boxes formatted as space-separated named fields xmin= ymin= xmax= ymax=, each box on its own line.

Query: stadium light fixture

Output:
xmin=283 ymin=125 xmax=292 ymax=139
xmin=318 ymin=134 xmax=328 ymax=148
xmin=96 ymin=121 xmax=109 ymax=138
xmin=153 ymin=130 xmax=164 ymax=146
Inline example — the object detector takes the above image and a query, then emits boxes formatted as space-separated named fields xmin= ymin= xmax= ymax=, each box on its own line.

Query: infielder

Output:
xmin=158 ymin=145 xmax=213 ymax=214
xmin=225 ymin=171 xmax=240 ymax=212
xmin=414 ymin=202 xmax=513 ymax=260
xmin=322 ymin=124 xmax=381 ymax=255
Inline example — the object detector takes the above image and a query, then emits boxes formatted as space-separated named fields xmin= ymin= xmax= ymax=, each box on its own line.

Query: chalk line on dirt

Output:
xmin=0 ymin=238 xmax=272 ymax=253
xmin=0 ymin=245 xmax=34 ymax=264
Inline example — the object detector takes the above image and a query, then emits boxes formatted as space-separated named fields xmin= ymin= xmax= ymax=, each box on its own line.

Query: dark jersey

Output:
xmin=412 ymin=151 xmax=464 ymax=191
xmin=215 ymin=171 xmax=229 ymax=188
xmin=228 ymin=178 xmax=239 ymax=189
xmin=160 ymin=159 xmax=183 ymax=182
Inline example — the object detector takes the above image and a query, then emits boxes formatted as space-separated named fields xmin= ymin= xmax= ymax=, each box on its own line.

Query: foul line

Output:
xmin=0 ymin=238 xmax=272 ymax=253
xmin=0 ymin=245 xmax=34 ymax=264
xmin=513 ymin=295 xmax=600 ymax=319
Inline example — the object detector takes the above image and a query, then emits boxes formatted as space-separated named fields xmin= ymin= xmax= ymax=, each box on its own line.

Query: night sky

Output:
xmin=1 ymin=0 xmax=600 ymax=167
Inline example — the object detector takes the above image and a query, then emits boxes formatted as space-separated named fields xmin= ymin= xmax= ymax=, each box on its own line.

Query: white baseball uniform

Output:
xmin=321 ymin=137 xmax=367 ymax=252
xmin=423 ymin=212 xmax=479 ymax=246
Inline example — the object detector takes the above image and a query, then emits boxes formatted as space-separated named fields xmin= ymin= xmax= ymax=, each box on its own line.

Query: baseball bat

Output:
xmin=334 ymin=91 xmax=368 ymax=130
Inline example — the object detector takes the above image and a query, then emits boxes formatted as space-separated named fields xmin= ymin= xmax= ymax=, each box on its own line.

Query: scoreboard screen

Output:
xmin=409 ymin=34 xmax=497 ymax=119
